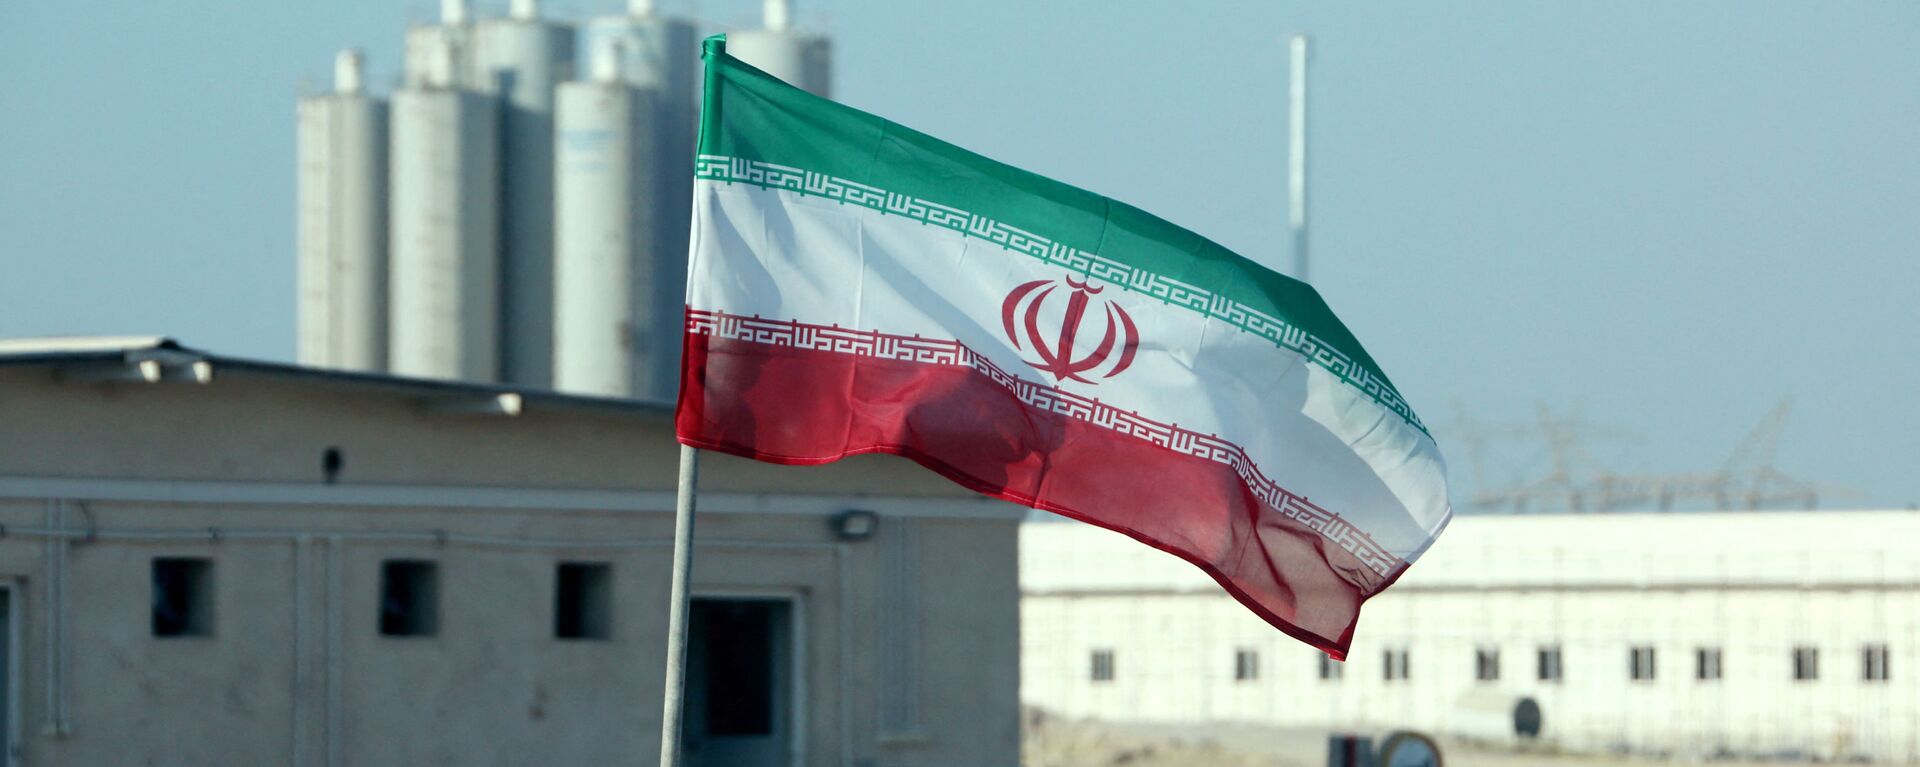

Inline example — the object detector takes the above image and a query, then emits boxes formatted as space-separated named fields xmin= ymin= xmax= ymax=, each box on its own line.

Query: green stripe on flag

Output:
xmin=697 ymin=37 xmax=1427 ymax=434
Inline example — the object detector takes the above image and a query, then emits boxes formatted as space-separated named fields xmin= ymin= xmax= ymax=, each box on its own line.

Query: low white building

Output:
xmin=1023 ymin=511 xmax=1920 ymax=762
xmin=0 ymin=337 xmax=1021 ymax=767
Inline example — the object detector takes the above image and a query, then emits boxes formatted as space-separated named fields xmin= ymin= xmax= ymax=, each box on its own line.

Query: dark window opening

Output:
xmin=1090 ymin=649 xmax=1115 ymax=682
xmin=1537 ymin=646 xmax=1563 ymax=682
xmin=554 ymin=562 xmax=612 ymax=640
xmin=1234 ymin=649 xmax=1259 ymax=682
xmin=1384 ymin=648 xmax=1410 ymax=681
xmin=1696 ymin=647 xmax=1723 ymax=681
xmin=1864 ymin=644 xmax=1891 ymax=682
xmin=1318 ymin=653 xmax=1344 ymax=681
xmin=152 ymin=558 xmax=214 ymax=637
xmin=379 ymin=560 xmax=438 ymax=637
xmin=1793 ymin=646 xmax=1819 ymax=681
xmin=1475 ymin=647 xmax=1501 ymax=682
xmin=1630 ymin=646 xmax=1657 ymax=681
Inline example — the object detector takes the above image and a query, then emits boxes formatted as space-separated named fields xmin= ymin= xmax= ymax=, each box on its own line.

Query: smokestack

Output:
xmin=441 ymin=0 xmax=470 ymax=25
xmin=510 ymin=0 xmax=538 ymax=20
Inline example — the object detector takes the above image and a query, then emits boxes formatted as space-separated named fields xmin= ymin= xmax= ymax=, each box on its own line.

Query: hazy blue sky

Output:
xmin=1 ymin=1 xmax=1914 ymax=507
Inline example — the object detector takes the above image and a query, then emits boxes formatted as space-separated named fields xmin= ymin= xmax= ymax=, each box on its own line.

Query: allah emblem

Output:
xmin=999 ymin=276 xmax=1140 ymax=384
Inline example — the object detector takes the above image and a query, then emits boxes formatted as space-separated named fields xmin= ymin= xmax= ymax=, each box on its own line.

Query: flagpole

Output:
xmin=658 ymin=443 xmax=701 ymax=767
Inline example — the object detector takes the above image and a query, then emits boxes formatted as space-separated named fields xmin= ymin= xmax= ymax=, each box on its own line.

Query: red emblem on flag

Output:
xmin=1000 ymin=276 xmax=1140 ymax=384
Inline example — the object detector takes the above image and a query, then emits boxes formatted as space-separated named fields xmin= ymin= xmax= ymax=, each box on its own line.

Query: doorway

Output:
xmin=684 ymin=597 xmax=797 ymax=767
xmin=0 ymin=584 xmax=15 ymax=767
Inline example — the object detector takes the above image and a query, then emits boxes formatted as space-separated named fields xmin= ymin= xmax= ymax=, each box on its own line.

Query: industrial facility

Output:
xmin=298 ymin=0 xmax=830 ymax=400
xmin=7 ymin=3 xmax=1892 ymax=767
xmin=0 ymin=4 xmax=1027 ymax=767
xmin=1022 ymin=511 xmax=1920 ymax=763
xmin=0 ymin=337 xmax=1020 ymax=766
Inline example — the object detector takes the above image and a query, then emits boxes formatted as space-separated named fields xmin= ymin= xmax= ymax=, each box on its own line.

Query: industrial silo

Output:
xmin=582 ymin=0 xmax=697 ymax=123
xmin=474 ymin=0 xmax=575 ymax=388
xmin=389 ymin=33 xmax=501 ymax=382
xmin=554 ymin=0 xmax=698 ymax=401
xmin=727 ymin=0 xmax=832 ymax=97
xmin=553 ymin=41 xmax=669 ymax=400
xmin=297 ymin=50 xmax=389 ymax=373
xmin=404 ymin=0 xmax=478 ymax=90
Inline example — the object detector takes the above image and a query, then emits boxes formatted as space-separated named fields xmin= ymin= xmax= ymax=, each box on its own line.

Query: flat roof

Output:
xmin=0 ymin=336 xmax=673 ymax=420
xmin=1021 ymin=509 xmax=1920 ymax=594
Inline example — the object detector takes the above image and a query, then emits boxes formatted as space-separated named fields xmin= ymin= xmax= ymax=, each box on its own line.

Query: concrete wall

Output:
xmin=0 ymin=366 xmax=1021 ymax=767
xmin=1022 ymin=516 xmax=1920 ymax=763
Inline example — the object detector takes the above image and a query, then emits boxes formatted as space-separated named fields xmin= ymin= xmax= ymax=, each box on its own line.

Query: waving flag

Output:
xmin=677 ymin=36 xmax=1450 ymax=657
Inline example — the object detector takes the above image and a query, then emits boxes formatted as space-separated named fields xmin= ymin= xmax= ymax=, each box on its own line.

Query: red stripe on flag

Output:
xmin=677 ymin=317 xmax=1392 ymax=659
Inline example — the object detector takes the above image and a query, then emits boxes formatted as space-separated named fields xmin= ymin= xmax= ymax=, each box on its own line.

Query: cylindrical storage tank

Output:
xmin=553 ymin=69 xmax=675 ymax=400
xmin=582 ymin=7 xmax=697 ymax=110
xmin=389 ymin=84 xmax=500 ymax=382
xmin=725 ymin=29 xmax=832 ymax=97
xmin=297 ymin=51 xmax=390 ymax=373
xmin=583 ymin=7 xmax=697 ymax=169
xmin=475 ymin=3 xmax=576 ymax=388
xmin=404 ymin=0 xmax=477 ymax=88
xmin=578 ymin=8 xmax=699 ymax=400
xmin=1445 ymin=690 xmax=1544 ymax=745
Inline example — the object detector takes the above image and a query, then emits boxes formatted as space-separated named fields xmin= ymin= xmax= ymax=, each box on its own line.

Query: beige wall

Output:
xmin=0 ymin=366 xmax=1021 ymax=767
xmin=0 ymin=365 xmax=986 ymax=497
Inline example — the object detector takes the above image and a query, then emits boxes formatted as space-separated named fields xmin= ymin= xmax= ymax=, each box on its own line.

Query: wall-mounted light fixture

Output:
xmin=833 ymin=509 xmax=879 ymax=542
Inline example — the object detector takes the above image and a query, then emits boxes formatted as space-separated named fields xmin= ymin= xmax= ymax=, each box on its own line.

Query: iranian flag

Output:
xmin=677 ymin=37 xmax=1451 ymax=658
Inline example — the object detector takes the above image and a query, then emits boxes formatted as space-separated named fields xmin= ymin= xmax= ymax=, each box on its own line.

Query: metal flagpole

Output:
xmin=1288 ymin=33 xmax=1310 ymax=283
xmin=658 ymin=443 xmax=701 ymax=767
xmin=661 ymin=33 xmax=725 ymax=767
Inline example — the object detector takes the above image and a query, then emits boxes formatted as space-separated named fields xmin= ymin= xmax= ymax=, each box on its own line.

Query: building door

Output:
xmin=685 ymin=598 xmax=795 ymax=767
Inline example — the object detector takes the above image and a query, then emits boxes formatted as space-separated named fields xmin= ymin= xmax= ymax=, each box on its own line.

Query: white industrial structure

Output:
xmin=726 ymin=0 xmax=833 ymax=98
xmin=389 ymin=28 xmax=501 ymax=382
xmin=297 ymin=50 xmax=389 ymax=373
xmin=1023 ymin=512 xmax=1920 ymax=763
xmin=0 ymin=337 xmax=1020 ymax=767
xmin=474 ymin=0 xmax=574 ymax=388
xmin=297 ymin=0 xmax=831 ymax=398
xmin=554 ymin=41 xmax=670 ymax=399
xmin=555 ymin=1 xmax=700 ymax=400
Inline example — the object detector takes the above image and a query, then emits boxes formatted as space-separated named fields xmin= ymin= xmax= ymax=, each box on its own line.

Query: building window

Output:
xmin=1319 ymin=653 xmax=1344 ymax=681
xmin=1629 ymin=646 xmax=1656 ymax=681
xmin=1696 ymin=647 xmax=1723 ymax=681
xmin=1793 ymin=646 xmax=1819 ymax=681
xmin=1537 ymin=645 xmax=1563 ymax=682
xmin=152 ymin=558 xmax=214 ymax=637
xmin=1090 ymin=649 xmax=1115 ymax=682
xmin=554 ymin=562 xmax=612 ymax=640
xmin=1383 ymin=648 xmax=1410 ymax=681
xmin=1475 ymin=646 xmax=1501 ymax=682
xmin=379 ymin=560 xmax=439 ymax=637
xmin=1233 ymin=649 xmax=1259 ymax=682
xmin=1863 ymin=644 xmax=1890 ymax=682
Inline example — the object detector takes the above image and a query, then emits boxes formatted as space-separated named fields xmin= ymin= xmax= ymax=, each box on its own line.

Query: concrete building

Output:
xmin=0 ymin=337 xmax=1020 ymax=767
xmin=1023 ymin=512 xmax=1920 ymax=763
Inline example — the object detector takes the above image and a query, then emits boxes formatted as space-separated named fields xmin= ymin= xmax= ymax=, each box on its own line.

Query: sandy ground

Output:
xmin=1021 ymin=710 xmax=1861 ymax=767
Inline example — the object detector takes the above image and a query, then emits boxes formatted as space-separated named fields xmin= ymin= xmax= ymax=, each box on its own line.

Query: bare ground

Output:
xmin=1022 ymin=710 xmax=1873 ymax=767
